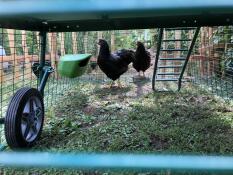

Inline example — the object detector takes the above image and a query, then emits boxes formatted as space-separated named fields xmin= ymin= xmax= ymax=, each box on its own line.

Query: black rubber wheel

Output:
xmin=5 ymin=87 xmax=44 ymax=149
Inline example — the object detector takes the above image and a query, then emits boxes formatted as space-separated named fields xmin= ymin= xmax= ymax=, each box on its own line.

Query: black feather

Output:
xmin=133 ymin=41 xmax=151 ymax=73
xmin=97 ymin=39 xmax=135 ymax=81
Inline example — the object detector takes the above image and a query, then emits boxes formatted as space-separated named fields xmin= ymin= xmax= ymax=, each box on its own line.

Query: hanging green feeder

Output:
xmin=58 ymin=54 xmax=92 ymax=78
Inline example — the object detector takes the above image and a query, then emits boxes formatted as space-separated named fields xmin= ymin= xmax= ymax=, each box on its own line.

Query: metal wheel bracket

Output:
xmin=38 ymin=66 xmax=54 ymax=94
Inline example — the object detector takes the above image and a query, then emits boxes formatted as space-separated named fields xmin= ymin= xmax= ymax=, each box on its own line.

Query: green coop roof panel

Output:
xmin=0 ymin=0 xmax=233 ymax=31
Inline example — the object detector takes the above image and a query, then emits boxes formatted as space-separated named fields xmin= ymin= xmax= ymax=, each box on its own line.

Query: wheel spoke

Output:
xmin=32 ymin=124 xmax=38 ymax=134
xmin=22 ymin=113 xmax=29 ymax=122
xmin=35 ymin=107 xmax=42 ymax=118
xmin=23 ymin=101 xmax=30 ymax=113
xmin=23 ymin=125 xmax=30 ymax=139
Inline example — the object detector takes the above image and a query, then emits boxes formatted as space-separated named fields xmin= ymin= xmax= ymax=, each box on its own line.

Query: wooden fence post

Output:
xmin=84 ymin=32 xmax=88 ymax=53
xmin=7 ymin=29 xmax=19 ymax=81
xmin=72 ymin=32 xmax=77 ymax=54
xmin=50 ymin=33 xmax=58 ymax=78
xmin=97 ymin=31 xmax=103 ymax=55
xmin=175 ymin=30 xmax=181 ymax=73
xmin=60 ymin=33 xmax=65 ymax=56
xmin=111 ymin=31 xmax=115 ymax=52
xmin=21 ymin=30 xmax=31 ymax=80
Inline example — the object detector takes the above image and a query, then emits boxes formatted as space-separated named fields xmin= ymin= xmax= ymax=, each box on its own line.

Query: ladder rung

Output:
xmin=160 ymin=49 xmax=188 ymax=52
xmin=157 ymin=72 xmax=180 ymax=75
xmin=156 ymin=78 xmax=178 ymax=81
xmin=162 ymin=39 xmax=192 ymax=42
xmin=165 ymin=27 xmax=196 ymax=31
xmin=158 ymin=65 xmax=183 ymax=68
xmin=160 ymin=58 xmax=186 ymax=61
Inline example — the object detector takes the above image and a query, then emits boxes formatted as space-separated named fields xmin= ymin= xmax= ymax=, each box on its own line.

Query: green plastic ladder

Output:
xmin=152 ymin=27 xmax=200 ymax=91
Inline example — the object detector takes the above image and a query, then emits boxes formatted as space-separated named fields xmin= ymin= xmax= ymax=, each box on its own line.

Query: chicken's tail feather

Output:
xmin=123 ymin=49 xmax=135 ymax=65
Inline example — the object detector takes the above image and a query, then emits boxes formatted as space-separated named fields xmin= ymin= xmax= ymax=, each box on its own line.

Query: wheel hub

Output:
xmin=21 ymin=97 xmax=43 ymax=142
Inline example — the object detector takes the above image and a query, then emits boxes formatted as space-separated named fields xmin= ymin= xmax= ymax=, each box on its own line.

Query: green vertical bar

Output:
xmin=39 ymin=31 xmax=47 ymax=95
xmin=0 ymin=28 xmax=3 ymax=118
xmin=152 ymin=28 xmax=163 ymax=91
xmin=178 ymin=27 xmax=200 ymax=91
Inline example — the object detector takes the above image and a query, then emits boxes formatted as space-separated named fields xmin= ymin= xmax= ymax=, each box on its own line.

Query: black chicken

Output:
xmin=97 ymin=39 xmax=135 ymax=87
xmin=133 ymin=41 xmax=151 ymax=77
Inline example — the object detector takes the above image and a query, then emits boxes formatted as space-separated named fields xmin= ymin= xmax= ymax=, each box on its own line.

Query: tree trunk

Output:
xmin=72 ymin=32 xmax=78 ymax=54
xmin=60 ymin=33 xmax=65 ymax=56
xmin=97 ymin=31 xmax=103 ymax=55
xmin=21 ymin=30 xmax=31 ymax=79
xmin=111 ymin=31 xmax=115 ymax=52
xmin=84 ymin=32 xmax=88 ymax=53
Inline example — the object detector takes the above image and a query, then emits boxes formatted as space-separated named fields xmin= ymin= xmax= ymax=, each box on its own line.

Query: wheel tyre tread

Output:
xmin=5 ymin=87 xmax=44 ymax=149
xmin=6 ymin=87 xmax=29 ymax=148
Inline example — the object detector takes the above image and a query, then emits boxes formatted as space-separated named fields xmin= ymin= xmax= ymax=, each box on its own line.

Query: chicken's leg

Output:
xmin=138 ymin=72 xmax=141 ymax=77
xmin=117 ymin=78 xmax=122 ymax=88
xmin=110 ymin=80 xmax=115 ymax=88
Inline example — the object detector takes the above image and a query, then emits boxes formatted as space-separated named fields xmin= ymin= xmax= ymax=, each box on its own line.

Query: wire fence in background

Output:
xmin=188 ymin=26 xmax=233 ymax=99
xmin=0 ymin=27 xmax=233 ymax=146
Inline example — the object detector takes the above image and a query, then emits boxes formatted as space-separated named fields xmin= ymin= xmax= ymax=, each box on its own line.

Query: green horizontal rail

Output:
xmin=0 ymin=0 xmax=233 ymax=31
xmin=0 ymin=152 xmax=233 ymax=173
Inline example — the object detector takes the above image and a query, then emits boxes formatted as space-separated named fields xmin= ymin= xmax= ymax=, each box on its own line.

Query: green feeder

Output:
xmin=58 ymin=54 xmax=92 ymax=78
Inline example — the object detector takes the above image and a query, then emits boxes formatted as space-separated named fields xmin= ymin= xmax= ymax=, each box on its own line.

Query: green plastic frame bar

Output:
xmin=0 ymin=0 xmax=233 ymax=31
xmin=0 ymin=152 xmax=233 ymax=173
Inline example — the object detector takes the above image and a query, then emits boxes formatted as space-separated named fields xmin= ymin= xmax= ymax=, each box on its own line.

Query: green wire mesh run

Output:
xmin=0 ymin=29 xmax=157 ymax=147
xmin=0 ymin=27 xmax=233 ymax=148
xmin=188 ymin=26 xmax=233 ymax=99
xmin=0 ymin=30 xmax=91 ymax=146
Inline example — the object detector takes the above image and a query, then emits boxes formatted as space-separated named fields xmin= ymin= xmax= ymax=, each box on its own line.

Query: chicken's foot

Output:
xmin=117 ymin=79 xmax=122 ymax=88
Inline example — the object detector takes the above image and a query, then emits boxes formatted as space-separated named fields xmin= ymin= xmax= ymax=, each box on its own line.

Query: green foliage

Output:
xmin=64 ymin=32 xmax=73 ymax=54
xmin=26 ymin=31 xmax=39 ymax=55
xmin=86 ymin=31 xmax=98 ymax=56
xmin=212 ymin=26 xmax=233 ymax=44
xmin=14 ymin=30 xmax=23 ymax=55
xmin=150 ymin=29 xmax=159 ymax=47
xmin=77 ymin=32 xmax=85 ymax=54
xmin=114 ymin=30 xmax=136 ymax=50
xmin=210 ymin=26 xmax=233 ymax=75
xmin=102 ymin=31 xmax=111 ymax=45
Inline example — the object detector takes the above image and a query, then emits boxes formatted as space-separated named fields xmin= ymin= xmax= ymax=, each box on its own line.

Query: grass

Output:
xmin=1 ymin=79 xmax=233 ymax=175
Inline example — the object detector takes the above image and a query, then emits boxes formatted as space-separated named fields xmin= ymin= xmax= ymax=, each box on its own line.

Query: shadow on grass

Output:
xmin=93 ymin=86 xmax=131 ymax=99
xmin=26 ymin=84 xmax=233 ymax=175
xmin=36 ymin=86 xmax=233 ymax=156
xmin=127 ymin=94 xmax=233 ymax=154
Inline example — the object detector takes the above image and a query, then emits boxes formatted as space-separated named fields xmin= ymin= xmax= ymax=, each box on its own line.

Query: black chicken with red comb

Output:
xmin=133 ymin=41 xmax=151 ymax=77
xmin=97 ymin=39 xmax=135 ymax=87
